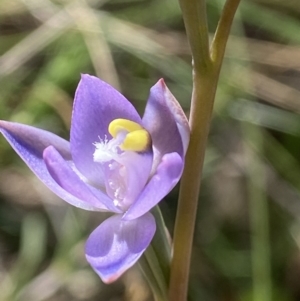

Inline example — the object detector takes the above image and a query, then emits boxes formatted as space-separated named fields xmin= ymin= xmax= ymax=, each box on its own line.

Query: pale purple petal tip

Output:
xmin=142 ymin=79 xmax=190 ymax=163
xmin=0 ymin=121 xmax=101 ymax=211
xmin=124 ymin=152 xmax=183 ymax=220
xmin=85 ymin=213 xmax=156 ymax=283
xmin=0 ymin=120 xmax=70 ymax=158
xmin=70 ymin=74 xmax=142 ymax=186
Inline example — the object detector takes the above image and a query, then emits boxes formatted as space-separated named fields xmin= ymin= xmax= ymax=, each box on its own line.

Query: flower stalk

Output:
xmin=140 ymin=206 xmax=171 ymax=301
xmin=138 ymin=255 xmax=166 ymax=301
xmin=169 ymin=0 xmax=241 ymax=300
xmin=151 ymin=206 xmax=172 ymax=281
xmin=144 ymin=245 xmax=169 ymax=300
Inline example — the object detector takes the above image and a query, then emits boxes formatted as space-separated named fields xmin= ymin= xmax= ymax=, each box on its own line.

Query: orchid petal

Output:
xmin=123 ymin=152 xmax=183 ymax=220
xmin=142 ymin=79 xmax=190 ymax=167
xmin=70 ymin=74 xmax=142 ymax=186
xmin=43 ymin=146 xmax=120 ymax=213
xmin=0 ymin=121 xmax=102 ymax=211
xmin=85 ymin=212 xmax=155 ymax=283
xmin=0 ymin=120 xmax=70 ymax=157
xmin=115 ymin=150 xmax=153 ymax=210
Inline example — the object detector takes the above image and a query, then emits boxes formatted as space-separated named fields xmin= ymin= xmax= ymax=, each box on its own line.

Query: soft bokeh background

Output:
xmin=1 ymin=0 xmax=300 ymax=300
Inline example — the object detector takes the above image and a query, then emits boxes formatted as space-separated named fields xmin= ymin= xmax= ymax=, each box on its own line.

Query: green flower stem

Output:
xmin=151 ymin=206 xmax=172 ymax=281
xmin=139 ymin=206 xmax=173 ymax=301
xmin=139 ymin=245 xmax=168 ymax=301
xmin=138 ymin=256 xmax=165 ymax=301
xmin=211 ymin=0 xmax=242 ymax=69
xmin=141 ymin=206 xmax=171 ymax=300
xmin=145 ymin=245 xmax=169 ymax=300
xmin=168 ymin=68 xmax=216 ymax=301
xmin=168 ymin=0 xmax=241 ymax=300
xmin=178 ymin=0 xmax=210 ymax=72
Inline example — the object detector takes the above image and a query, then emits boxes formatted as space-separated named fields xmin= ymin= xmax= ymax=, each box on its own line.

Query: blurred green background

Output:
xmin=1 ymin=0 xmax=300 ymax=300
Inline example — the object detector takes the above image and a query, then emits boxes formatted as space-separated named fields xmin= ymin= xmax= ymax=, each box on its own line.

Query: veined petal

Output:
xmin=123 ymin=152 xmax=183 ymax=220
xmin=85 ymin=212 xmax=156 ymax=283
xmin=0 ymin=121 xmax=103 ymax=211
xmin=70 ymin=74 xmax=142 ymax=186
xmin=142 ymin=79 xmax=190 ymax=169
xmin=43 ymin=146 xmax=120 ymax=213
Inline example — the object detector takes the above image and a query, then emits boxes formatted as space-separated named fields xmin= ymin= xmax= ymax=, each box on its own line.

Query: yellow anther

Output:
xmin=109 ymin=119 xmax=143 ymax=138
xmin=121 ymin=129 xmax=150 ymax=152
xmin=108 ymin=118 xmax=151 ymax=152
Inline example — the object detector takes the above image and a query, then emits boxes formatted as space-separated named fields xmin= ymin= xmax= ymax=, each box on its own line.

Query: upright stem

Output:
xmin=168 ymin=0 xmax=241 ymax=300
xmin=178 ymin=0 xmax=210 ymax=72
xmin=139 ymin=255 xmax=166 ymax=301
xmin=151 ymin=206 xmax=172 ymax=281
xmin=168 ymin=69 xmax=216 ymax=301
xmin=211 ymin=0 xmax=242 ymax=68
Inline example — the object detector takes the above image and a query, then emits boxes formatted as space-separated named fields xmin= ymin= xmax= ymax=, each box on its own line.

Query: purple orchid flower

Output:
xmin=0 ymin=74 xmax=190 ymax=283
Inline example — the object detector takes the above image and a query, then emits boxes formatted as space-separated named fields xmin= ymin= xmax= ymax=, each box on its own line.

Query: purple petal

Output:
xmin=70 ymin=74 xmax=142 ymax=186
xmin=43 ymin=146 xmax=120 ymax=213
xmin=0 ymin=120 xmax=70 ymax=158
xmin=142 ymin=79 xmax=190 ymax=167
xmin=0 ymin=121 xmax=103 ymax=211
xmin=123 ymin=152 xmax=183 ymax=220
xmin=116 ymin=151 xmax=153 ymax=210
xmin=85 ymin=212 xmax=156 ymax=283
